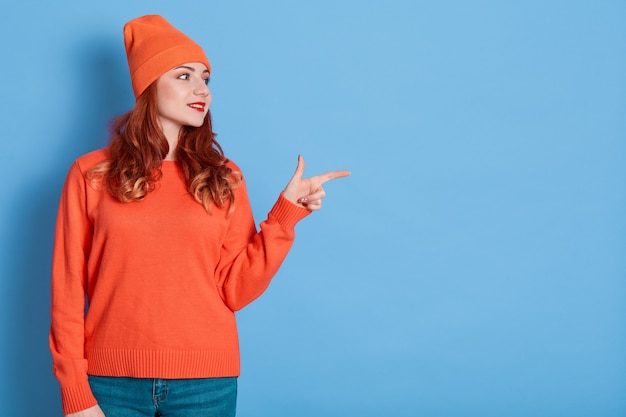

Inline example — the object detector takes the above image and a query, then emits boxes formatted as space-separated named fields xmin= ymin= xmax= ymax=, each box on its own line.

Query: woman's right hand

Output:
xmin=66 ymin=404 xmax=106 ymax=417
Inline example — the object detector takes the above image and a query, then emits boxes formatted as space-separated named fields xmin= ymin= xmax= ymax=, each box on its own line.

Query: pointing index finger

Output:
xmin=316 ymin=169 xmax=351 ymax=185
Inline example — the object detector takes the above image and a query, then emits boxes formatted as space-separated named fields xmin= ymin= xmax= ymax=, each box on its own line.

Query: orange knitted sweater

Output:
xmin=49 ymin=149 xmax=310 ymax=414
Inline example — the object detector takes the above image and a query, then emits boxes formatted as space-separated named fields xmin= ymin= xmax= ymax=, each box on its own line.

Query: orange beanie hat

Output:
xmin=123 ymin=15 xmax=211 ymax=98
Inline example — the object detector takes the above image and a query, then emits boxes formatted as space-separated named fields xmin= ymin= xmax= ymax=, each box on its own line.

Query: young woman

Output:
xmin=50 ymin=14 xmax=349 ymax=417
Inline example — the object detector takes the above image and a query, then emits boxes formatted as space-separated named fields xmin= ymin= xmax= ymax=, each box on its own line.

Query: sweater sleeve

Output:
xmin=49 ymin=161 xmax=98 ymax=414
xmin=215 ymin=176 xmax=311 ymax=311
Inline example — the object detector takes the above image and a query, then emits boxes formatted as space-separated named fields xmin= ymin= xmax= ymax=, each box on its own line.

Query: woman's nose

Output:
xmin=194 ymin=78 xmax=210 ymax=96
xmin=195 ymin=85 xmax=209 ymax=96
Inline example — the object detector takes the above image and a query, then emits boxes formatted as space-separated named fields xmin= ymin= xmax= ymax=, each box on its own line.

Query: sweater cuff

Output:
xmin=61 ymin=381 xmax=98 ymax=415
xmin=269 ymin=194 xmax=311 ymax=230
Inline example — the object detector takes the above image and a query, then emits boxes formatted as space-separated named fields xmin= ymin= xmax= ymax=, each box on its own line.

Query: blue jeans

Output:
xmin=88 ymin=375 xmax=237 ymax=417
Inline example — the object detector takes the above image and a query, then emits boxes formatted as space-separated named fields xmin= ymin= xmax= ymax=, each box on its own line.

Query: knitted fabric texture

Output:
xmin=124 ymin=14 xmax=211 ymax=98
xmin=50 ymin=149 xmax=310 ymax=414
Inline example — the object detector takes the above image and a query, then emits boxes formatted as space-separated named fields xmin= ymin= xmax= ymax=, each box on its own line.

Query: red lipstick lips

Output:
xmin=188 ymin=102 xmax=206 ymax=112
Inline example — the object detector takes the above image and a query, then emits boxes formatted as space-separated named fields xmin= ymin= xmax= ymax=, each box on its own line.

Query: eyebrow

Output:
xmin=175 ymin=65 xmax=210 ymax=74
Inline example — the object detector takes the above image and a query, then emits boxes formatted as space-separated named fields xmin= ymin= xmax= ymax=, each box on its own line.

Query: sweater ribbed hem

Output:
xmin=87 ymin=348 xmax=240 ymax=379
xmin=271 ymin=194 xmax=311 ymax=230
xmin=61 ymin=381 xmax=98 ymax=415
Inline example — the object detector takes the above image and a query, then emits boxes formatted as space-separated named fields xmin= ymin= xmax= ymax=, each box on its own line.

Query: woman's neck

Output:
xmin=163 ymin=145 xmax=177 ymax=161
xmin=160 ymin=122 xmax=181 ymax=161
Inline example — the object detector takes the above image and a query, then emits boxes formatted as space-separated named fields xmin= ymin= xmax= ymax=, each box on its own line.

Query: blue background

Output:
xmin=1 ymin=1 xmax=625 ymax=416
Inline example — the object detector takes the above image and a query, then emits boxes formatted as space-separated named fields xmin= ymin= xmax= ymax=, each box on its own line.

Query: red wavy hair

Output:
xmin=87 ymin=81 xmax=240 ymax=214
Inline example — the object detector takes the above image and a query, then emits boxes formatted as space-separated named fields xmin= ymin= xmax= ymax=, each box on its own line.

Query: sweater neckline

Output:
xmin=161 ymin=160 xmax=179 ymax=169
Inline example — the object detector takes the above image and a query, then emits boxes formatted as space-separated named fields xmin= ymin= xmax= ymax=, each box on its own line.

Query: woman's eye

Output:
xmin=178 ymin=73 xmax=190 ymax=80
xmin=204 ymin=78 xmax=210 ymax=85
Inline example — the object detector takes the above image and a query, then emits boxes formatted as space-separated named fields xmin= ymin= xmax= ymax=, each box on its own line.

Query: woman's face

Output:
xmin=156 ymin=62 xmax=211 ymax=137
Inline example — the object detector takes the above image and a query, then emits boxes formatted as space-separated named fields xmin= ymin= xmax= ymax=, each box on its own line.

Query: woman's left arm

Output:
xmin=215 ymin=156 xmax=349 ymax=310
